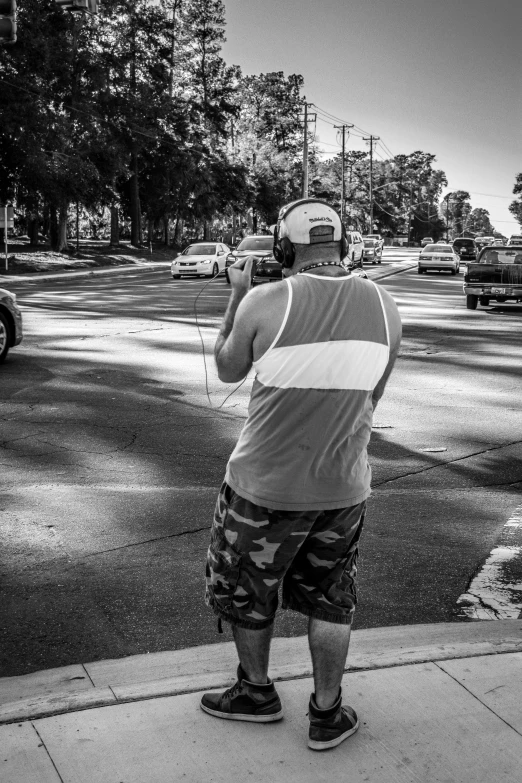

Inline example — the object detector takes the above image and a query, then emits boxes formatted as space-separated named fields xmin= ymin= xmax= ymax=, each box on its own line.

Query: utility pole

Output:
xmin=363 ymin=135 xmax=379 ymax=232
xmin=230 ymin=117 xmax=237 ymax=244
xmin=334 ymin=124 xmax=353 ymax=223
xmin=407 ymin=182 xmax=414 ymax=247
xmin=301 ymin=100 xmax=315 ymax=198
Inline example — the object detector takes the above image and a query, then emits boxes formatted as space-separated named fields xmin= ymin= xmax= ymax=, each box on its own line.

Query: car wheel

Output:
xmin=212 ymin=263 xmax=219 ymax=277
xmin=451 ymin=268 xmax=457 ymax=275
xmin=417 ymin=267 xmax=424 ymax=274
xmin=377 ymin=257 xmax=382 ymax=264
xmin=0 ymin=311 xmax=11 ymax=364
xmin=466 ymin=294 xmax=478 ymax=310
xmin=479 ymin=296 xmax=490 ymax=306
xmin=225 ymin=270 xmax=230 ymax=284
xmin=172 ymin=274 xmax=180 ymax=279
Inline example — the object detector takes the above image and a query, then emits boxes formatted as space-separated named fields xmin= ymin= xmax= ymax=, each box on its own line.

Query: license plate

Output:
xmin=491 ymin=287 xmax=505 ymax=294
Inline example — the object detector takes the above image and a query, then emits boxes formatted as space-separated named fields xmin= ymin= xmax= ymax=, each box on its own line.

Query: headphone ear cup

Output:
xmin=279 ymin=237 xmax=295 ymax=268
xmin=340 ymin=226 xmax=348 ymax=260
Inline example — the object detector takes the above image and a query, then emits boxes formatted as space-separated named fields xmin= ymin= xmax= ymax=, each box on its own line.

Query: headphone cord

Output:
xmin=193 ymin=268 xmax=249 ymax=410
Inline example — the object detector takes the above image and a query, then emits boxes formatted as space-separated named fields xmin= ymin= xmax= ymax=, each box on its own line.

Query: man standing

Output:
xmin=201 ymin=199 xmax=402 ymax=750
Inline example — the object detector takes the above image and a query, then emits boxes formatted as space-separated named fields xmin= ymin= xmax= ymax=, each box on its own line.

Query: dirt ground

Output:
xmin=0 ymin=239 xmax=175 ymax=276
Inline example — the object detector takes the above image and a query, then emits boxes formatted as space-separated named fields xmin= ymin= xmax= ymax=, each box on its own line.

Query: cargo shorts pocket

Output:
xmin=205 ymin=531 xmax=242 ymax=613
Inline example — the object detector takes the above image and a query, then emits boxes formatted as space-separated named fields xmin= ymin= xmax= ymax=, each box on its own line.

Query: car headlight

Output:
xmin=200 ymin=260 xmax=212 ymax=264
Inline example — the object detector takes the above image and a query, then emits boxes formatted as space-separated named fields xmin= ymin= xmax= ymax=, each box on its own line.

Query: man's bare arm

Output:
xmin=214 ymin=257 xmax=257 ymax=383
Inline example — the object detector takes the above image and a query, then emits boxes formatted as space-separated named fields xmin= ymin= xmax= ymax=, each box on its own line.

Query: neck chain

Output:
xmin=297 ymin=261 xmax=347 ymax=274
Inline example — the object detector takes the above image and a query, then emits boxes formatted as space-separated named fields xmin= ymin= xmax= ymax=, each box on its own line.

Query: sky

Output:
xmin=221 ymin=0 xmax=522 ymax=235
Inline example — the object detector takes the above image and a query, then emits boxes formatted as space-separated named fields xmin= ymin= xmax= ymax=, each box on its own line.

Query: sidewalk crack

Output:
xmin=31 ymin=724 xmax=65 ymax=783
xmin=434 ymin=662 xmax=522 ymax=738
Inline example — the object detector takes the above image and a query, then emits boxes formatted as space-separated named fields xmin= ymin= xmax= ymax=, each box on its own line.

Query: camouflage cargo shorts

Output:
xmin=205 ymin=482 xmax=366 ymax=630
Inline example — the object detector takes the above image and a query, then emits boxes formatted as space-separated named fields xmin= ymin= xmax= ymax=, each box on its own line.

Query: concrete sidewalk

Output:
xmin=2 ymin=621 xmax=522 ymax=782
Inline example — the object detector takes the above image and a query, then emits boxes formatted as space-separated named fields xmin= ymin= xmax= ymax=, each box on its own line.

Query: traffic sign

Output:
xmin=0 ymin=0 xmax=16 ymax=45
xmin=0 ymin=205 xmax=14 ymax=228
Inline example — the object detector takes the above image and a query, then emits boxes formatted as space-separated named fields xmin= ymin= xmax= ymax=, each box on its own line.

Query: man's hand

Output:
xmin=228 ymin=255 xmax=255 ymax=296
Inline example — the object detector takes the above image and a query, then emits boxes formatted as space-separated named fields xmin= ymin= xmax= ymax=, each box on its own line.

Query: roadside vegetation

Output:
xmin=0 ymin=0 xmax=512 ymax=268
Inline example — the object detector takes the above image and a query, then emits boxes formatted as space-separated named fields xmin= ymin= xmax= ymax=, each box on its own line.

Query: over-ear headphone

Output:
xmin=273 ymin=198 xmax=349 ymax=269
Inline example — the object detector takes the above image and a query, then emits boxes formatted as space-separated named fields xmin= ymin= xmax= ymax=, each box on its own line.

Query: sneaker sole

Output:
xmin=308 ymin=720 xmax=359 ymax=750
xmin=200 ymin=703 xmax=284 ymax=723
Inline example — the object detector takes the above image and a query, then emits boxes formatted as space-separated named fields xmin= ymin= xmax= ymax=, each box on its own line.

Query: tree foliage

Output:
xmin=0 ymin=1 xmax=476 ymax=249
xmin=508 ymin=173 xmax=522 ymax=228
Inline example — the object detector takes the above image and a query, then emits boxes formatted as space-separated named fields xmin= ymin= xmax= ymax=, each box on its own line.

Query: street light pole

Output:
xmin=363 ymin=135 xmax=379 ymax=232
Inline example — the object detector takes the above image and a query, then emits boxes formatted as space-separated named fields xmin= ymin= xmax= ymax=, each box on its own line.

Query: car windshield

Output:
xmin=237 ymin=237 xmax=274 ymax=251
xmin=424 ymin=244 xmax=452 ymax=253
xmin=183 ymin=244 xmax=216 ymax=255
xmin=479 ymin=249 xmax=522 ymax=265
xmin=364 ymin=240 xmax=377 ymax=247
xmin=453 ymin=239 xmax=474 ymax=246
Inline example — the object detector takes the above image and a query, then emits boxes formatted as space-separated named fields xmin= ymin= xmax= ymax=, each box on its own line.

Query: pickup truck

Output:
xmin=464 ymin=245 xmax=522 ymax=309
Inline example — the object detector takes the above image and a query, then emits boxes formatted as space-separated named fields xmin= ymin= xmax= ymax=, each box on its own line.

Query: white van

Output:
xmin=345 ymin=231 xmax=364 ymax=267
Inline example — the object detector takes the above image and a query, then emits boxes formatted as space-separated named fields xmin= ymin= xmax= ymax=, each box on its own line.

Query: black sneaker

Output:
xmin=308 ymin=690 xmax=359 ymax=750
xmin=200 ymin=665 xmax=283 ymax=723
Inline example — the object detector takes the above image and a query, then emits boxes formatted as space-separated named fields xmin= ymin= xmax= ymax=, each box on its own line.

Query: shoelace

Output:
xmin=223 ymin=680 xmax=243 ymax=701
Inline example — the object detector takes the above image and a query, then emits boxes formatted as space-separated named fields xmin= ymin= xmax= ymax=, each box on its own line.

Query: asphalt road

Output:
xmin=1 ymin=252 xmax=521 ymax=676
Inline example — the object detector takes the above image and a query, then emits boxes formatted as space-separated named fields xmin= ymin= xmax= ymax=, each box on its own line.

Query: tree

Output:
xmin=467 ymin=207 xmax=495 ymax=236
xmin=233 ymin=72 xmax=305 ymax=226
xmin=441 ymin=191 xmax=471 ymax=238
xmin=508 ymin=173 xmax=522 ymax=228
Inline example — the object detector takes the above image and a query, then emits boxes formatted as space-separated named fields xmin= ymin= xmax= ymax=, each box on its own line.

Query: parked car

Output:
xmin=418 ymin=244 xmax=460 ymax=275
xmin=421 ymin=237 xmax=434 ymax=247
xmin=452 ymin=237 xmax=477 ymax=261
xmin=464 ymin=245 xmax=522 ymax=309
xmin=365 ymin=233 xmax=384 ymax=248
xmin=0 ymin=288 xmax=23 ymax=363
xmin=225 ymin=234 xmax=282 ymax=285
xmin=362 ymin=238 xmax=383 ymax=264
xmin=171 ymin=242 xmax=231 ymax=279
xmin=345 ymin=231 xmax=364 ymax=268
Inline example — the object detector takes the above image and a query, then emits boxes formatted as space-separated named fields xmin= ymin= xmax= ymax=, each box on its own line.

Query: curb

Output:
xmin=367 ymin=260 xmax=417 ymax=281
xmin=0 ymin=261 xmax=172 ymax=284
xmin=0 ymin=258 xmax=417 ymax=286
xmin=1 ymin=620 xmax=521 ymax=725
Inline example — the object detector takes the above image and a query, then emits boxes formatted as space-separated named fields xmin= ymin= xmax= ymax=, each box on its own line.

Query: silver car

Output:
xmin=418 ymin=244 xmax=460 ymax=275
xmin=0 ymin=287 xmax=23 ymax=363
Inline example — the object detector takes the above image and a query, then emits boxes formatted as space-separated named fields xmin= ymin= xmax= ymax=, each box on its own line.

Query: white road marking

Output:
xmin=457 ymin=506 xmax=522 ymax=619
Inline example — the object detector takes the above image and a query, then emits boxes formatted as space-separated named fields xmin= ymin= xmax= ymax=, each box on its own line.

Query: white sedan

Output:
xmin=171 ymin=242 xmax=231 ymax=279
xmin=418 ymin=244 xmax=460 ymax=275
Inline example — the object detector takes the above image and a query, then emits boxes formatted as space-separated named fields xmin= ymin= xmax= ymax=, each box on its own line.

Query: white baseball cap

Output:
xmin=277 ymin=200 xmax=343 ymax=244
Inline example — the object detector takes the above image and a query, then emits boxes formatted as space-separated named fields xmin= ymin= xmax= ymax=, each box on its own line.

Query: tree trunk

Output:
xmin=129 ymin=152 xmax=142 ymax=247
xmin=163 ymin=215 xmax=169 ymax=245
xmin=147 ymin=218 xmax=154 ymax=246
xmin=42 ymin=204 xmax=50 ymax=243
xmin=49 ymin=205 xmax=59 ymax=249
xmin=28 ymin=207 xmax=39 ymax=246
xmin=52 ymin=203 xmax=69 ymax=252
xmin=110 ymin=205 xmax=120 ymax=247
